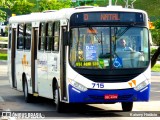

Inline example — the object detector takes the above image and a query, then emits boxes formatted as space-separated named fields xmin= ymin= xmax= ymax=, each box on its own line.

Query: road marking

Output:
xmin=0 ymin=96 xmax=4 ymax=102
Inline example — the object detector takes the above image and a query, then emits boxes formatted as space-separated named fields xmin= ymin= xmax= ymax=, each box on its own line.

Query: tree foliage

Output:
xmin=11 ymin=0 xmax=35 ymax=15
xmin=0 ymin=0 xmax=35 ymax=21
xmin=151 ymin=20 xmax=160 ymax=46
xmin=38 ymin=0 xmax=72 ymax=11
xmin=0 ymin=10 xmax=7 ymax=21
xmin=150 ymin=20 xmax=160 ymax=68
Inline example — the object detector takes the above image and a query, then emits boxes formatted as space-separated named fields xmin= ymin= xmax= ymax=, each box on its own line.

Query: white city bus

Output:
xmin=8 ymin=4 xmax=151 ymax=112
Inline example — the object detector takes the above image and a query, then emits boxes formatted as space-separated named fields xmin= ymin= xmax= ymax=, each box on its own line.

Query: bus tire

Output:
xmin=53 ymin=82 xmax=65 ymax=113
xmin=24 ymin=77 xmax=32 ymax=103
xmin=121 ymin=102 xmax=133 ymax=111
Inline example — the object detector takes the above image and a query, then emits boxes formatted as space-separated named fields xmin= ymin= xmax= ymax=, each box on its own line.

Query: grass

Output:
xmin=0 ymin=53 xmax=7 ymax=60
xmin=152 ymin=64 xmax=160 ymax=72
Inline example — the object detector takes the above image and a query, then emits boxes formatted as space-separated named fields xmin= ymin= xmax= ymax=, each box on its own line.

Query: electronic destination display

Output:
xmin=70 ymin=12 xmax=145 ymax=26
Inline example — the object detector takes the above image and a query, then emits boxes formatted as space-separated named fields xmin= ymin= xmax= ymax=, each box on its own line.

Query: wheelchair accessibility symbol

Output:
xmin=113 ymin=58 xmax=122 ymax=68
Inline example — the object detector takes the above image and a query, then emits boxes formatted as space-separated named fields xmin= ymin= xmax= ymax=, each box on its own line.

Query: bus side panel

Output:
xmin=23 ymin=51 xmax=32 ymax=93
xmin=15 ymin=50 xmax=24 ymax=91
xmin=47 ymin=52 xmax=60 ymax=99
xmin=37 ymin=52 xmax=48 ymax=97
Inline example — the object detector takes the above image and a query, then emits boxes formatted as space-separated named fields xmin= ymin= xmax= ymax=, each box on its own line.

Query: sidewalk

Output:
xmin=0 ymin=60 xmax=7 ymax=76
xmin=0 ymin=60 xmax=9 ymax=86
xmin=0 ymin=60 xmax=7 ymax=65
xmin=156 ymin=61 xmax=160 ymax=64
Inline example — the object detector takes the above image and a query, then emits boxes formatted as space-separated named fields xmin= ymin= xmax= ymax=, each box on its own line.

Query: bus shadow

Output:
xmin=2 ymin=86 xmax=127 ymax=117
xmin=32 ymin=96 xmax=125 ymax=117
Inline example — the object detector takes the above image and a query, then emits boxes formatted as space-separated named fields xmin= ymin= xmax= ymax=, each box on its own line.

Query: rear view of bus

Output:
xmin=68 ymin=6 xmax=150 ymax=111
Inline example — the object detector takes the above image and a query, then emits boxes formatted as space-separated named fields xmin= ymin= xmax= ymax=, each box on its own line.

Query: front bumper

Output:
xmin=68 ymin=84 xmax=150 ymax=103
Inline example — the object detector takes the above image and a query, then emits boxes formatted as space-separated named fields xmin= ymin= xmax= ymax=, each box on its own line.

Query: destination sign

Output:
xmin=82 ymin=12 xmax=143 ymax=22
xmin=70 ymin=12 xmax=145 ymax=26
xmin=83 ymin=13 xmax=120 ymax=21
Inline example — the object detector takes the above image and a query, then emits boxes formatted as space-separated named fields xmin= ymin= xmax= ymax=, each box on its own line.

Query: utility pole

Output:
xmin=109 ymin=0 xmax=112 ymax=6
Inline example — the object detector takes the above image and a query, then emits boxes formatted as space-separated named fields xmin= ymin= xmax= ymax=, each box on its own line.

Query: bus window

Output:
xmin=17 ymin=24 xmax=24 ymax=50
xmin=24 ymin=24 xmax=31 ymax=50
xmin=46 ymin=22 xmax=53 ymax=51
xmin=53 ymin=22 xmax=60 ymax=51
xmin=39 ymin=22 xmax=45 ymax=51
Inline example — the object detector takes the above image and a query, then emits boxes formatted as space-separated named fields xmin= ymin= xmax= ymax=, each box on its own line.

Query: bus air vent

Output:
xmin=42 ymin=10 xmax=57 ymax=13
xmin=75 ymin=6 xmax=94 ymax=9
xmin=82 ymin=74 xmax=137 ymax=83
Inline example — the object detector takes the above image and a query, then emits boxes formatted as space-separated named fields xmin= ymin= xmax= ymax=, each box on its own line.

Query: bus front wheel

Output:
xmin=121 ymin=102 xmax=133 ymax=111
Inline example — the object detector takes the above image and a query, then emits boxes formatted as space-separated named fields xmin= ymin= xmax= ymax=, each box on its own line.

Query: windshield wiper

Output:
xmin=116 ymin=27 xmax=131 ymax=40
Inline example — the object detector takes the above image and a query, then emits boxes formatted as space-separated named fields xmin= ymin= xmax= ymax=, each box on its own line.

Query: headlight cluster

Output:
xmin=134 ymin=80 xmax=149 ymax=91
xmin=69 ymin=79 xmax=87 ymax=92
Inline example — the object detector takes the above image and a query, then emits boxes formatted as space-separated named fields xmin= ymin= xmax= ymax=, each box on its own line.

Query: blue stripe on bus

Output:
xmin=68 ymin=84 xmax=150 ymax=103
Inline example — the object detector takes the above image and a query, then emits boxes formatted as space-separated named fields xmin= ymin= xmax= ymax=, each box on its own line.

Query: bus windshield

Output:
xmin=69 ymin=26 xmax=149 ymax=69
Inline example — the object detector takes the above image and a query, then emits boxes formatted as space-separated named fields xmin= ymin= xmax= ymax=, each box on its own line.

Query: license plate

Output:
xmin=104 ymin=94 xmax=118 ymax=100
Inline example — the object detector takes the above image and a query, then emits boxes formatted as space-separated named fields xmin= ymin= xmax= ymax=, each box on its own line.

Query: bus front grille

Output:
xmin=82 ymin=74 xmax=138 ymax=83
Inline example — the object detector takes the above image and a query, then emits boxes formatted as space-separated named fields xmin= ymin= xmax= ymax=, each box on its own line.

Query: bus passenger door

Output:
xmin=31 ymin=27 xmax=38 ymax=94
xmin=11 ymin=28 xmax=17 ymax=88
xmin=60 ymin=26 xmax=68 ymax=101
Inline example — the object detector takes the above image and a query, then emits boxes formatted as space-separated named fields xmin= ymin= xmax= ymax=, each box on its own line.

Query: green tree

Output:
xmin=0 ymin=0 xmax=35 ymax=17
xmin=150 ymin=20 xmax=160 ymax=68
xmin=0 ymin=0 xmax=12 ymax=21
xmin=11 ymin=0 xmax=35 ymax=15
xmin=38 ymin=0 xmax=71 ymax=11
xmin=0 ymin=10 xmax=7 ymax=21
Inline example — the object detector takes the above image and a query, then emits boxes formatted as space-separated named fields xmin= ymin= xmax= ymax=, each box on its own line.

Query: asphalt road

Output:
xmin=0 ymin=61 xmax=160 ymax=120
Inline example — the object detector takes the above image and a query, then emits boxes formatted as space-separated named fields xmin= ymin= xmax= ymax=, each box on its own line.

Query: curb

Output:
xmin=0 ymin=60 xmax=7 ymax=64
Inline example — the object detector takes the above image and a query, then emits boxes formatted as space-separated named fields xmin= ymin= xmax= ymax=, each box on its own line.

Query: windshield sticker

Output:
xmin=113 ymin=57 xmax=123 ymax=68
xmin=85 ymin=45 xmax=97 ymax=61
xmin=75 ymin=61 xmax=98 ymax=67
xmin=98 ymin=58 xmax=109 ymax=68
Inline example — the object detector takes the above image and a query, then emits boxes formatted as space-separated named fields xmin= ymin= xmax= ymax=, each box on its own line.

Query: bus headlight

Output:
xmin=69 ymin=79 xmax=88 ymax=92
xmin=134 ymin=80 xmax=149 ymax=91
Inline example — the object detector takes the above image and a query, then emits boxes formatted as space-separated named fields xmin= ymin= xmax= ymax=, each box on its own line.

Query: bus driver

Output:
xmin=116 ymin=39 xmax=133 ymax=52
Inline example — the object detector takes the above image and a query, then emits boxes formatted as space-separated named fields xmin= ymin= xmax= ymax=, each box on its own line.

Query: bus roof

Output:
xmin=9 ymin=6 xmax=148 ymax=23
